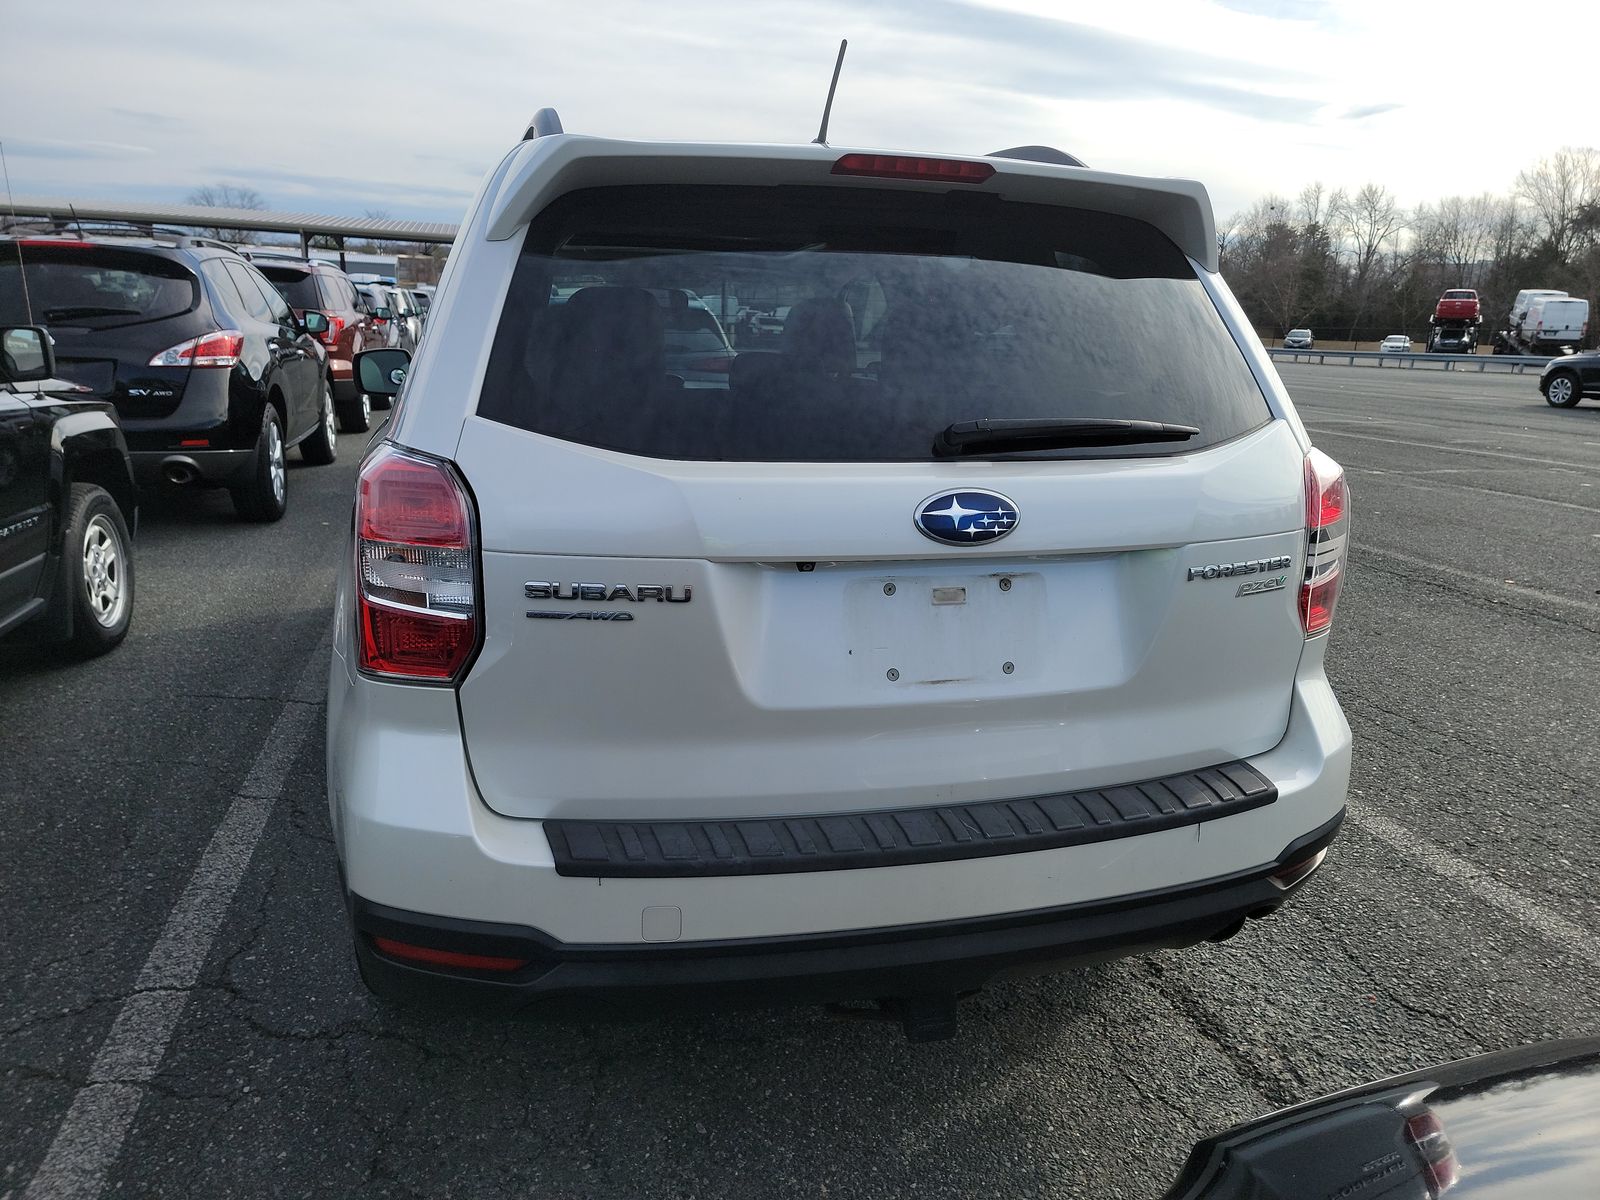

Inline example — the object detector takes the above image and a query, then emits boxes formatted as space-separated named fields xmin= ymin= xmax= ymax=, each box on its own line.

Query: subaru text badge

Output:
xmin=914 ymin=490 xmax=1019 ymax=546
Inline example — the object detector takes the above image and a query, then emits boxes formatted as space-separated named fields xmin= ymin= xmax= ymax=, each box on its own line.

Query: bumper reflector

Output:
xmin=371 ymin=936 xmax=529 ymax=973
xmin=1269 ymin=847 xmax=1327 ymax=890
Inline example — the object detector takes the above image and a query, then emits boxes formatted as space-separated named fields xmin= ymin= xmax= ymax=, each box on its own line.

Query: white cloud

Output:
xmin=1 ymin=0 xmax=1596 ymax=224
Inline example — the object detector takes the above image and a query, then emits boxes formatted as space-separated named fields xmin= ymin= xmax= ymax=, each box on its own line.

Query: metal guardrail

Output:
xmin=1267 ymin=347 xmax=1552 ymax=374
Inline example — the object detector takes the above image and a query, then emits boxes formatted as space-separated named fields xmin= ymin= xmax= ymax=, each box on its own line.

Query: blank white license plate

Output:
xmin=843 ymin=571 xmax=1044 ymax=686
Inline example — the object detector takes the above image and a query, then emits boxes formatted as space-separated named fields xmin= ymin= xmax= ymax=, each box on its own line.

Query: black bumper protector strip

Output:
xmin=544 ymin=759 xmax=1278 ymax=878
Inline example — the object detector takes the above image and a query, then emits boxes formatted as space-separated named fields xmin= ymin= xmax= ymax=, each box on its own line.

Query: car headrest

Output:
xmin=781 ymin=298 xmax=856 ymax=377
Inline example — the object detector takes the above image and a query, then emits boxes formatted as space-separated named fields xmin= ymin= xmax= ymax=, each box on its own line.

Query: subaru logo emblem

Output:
xmin=914 ymin=489 xmax=1020 ymax=545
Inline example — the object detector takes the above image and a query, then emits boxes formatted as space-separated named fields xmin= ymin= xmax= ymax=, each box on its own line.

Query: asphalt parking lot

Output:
xmin=3 ymin=363 xmax=1599 ymax=1200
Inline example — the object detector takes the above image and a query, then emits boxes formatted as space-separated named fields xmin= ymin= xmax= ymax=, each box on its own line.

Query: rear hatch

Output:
xmin=0 ymin=242 xmax=199 ymax=419
xmin=453 ymin=182 xmax=1309 ymax=821
xmin=1538 ymin=299 xmax=1588 ymax=341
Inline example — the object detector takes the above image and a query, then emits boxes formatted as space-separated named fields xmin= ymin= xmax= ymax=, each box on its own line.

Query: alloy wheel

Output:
xmin=81 ymin=514 xmax=127 ymax=628
xmin=269 ymin=419 xmax=285 ymax=504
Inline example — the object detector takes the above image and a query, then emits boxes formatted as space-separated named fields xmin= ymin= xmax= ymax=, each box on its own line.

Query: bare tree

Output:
xmin=185 ymin=184 xmax=266 ymax=211
xmin=1331 ymin=183 xmax=1406 ymax=293
xmin=1295 ymin=182 xmax=1328 ymax=230
xmin=1331 ymin=183 xmax=1406 ymax=338
xmin=183 ymin=184 xmax=267 ymax=242
xmin=1515 ymin=147 xmax=1600 ymax=264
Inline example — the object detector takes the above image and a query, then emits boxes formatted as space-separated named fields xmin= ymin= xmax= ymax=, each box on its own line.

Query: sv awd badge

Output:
xmin=524 ymin=581 xmax=691 ymax=622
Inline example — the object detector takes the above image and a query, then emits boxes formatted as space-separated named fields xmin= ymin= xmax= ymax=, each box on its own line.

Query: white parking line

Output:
xmin=23 ymin=644 xmax=328 ymax=1200
xmin=1350 ymin=803 xmax=1600 ymax=963
xmin=1311 ymin=427 xmax=1598 ymax=470
xmin=1353 ymin=544 xmax=1600 ymax=619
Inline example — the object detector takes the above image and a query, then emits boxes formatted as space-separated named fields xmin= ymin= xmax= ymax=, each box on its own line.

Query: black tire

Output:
xmin=301 ymin=379 xmax=338 ymax=465
xmin=1544 ymin=371 xmax=1581 ymax=407
xmin=337 ymin=387 xmax=371 ymax=434
xmin=51 ymin=483 xmax=134 ymax=658
xmin=231 ymin=405 xmax=288 ymax=522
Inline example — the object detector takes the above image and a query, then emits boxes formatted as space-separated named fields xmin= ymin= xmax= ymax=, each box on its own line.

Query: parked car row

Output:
xmin=0 ymin=229 xmax=437 ymax=660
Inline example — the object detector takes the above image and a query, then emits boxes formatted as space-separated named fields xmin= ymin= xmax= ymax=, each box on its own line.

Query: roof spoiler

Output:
xmin=989 ymin=145 xmax=1087 ymax=169
xmin=524 ymin=108 xmax=564 ymax=140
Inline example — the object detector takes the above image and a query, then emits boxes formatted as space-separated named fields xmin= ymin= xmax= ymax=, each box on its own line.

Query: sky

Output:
xmin=2 ymin=0 xmax=1596 ymax=229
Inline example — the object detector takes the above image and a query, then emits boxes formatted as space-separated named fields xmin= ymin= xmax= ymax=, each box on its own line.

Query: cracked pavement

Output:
xmin=4 ymin=366 xmax=1600 ymax=1198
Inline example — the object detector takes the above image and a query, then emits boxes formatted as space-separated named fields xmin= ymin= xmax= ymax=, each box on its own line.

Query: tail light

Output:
xmin=832 ymin=153 xmax=995 ymax=184
xmin=321 ymin=314 xmax=346 ymax=347
xmin=1405 ymin=1109 xmax=1459 ymax=1196
xmin=1301 ymin=448 xmax=1348 ymax=637
xmin=148 ymin=329 xmax=243 ymax=368
xmin=354 ymin=444 xmax=478 ymax=683
xmin=685 ymin=355 xmax=733 ymax=372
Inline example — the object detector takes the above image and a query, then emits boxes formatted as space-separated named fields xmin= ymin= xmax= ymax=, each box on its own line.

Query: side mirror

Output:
xmin=302 ymin=310 xmax=330 ymax=335
xmin=372 ymin=307 xmax=393 ymax=322
xmin=0 ymin=326 xmax=55 ymax=384
xmin=354 ymin=347 xmax=411 ymax=396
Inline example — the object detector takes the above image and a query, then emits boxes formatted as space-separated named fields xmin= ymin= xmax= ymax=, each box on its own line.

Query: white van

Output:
xmin=1524 ymin=297 xmax=1589 ymax=350
xmin=1509 ymin=288 xmax=1566 ymax=328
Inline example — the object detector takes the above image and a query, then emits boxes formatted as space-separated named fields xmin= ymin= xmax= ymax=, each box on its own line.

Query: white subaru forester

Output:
xmin=329 ymin=113 xmax=1352 ymax=1041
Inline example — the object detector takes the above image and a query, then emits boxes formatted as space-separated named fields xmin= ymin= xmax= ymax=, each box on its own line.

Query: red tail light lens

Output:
xmin=1405 ymin=1110 xmax=1459 ymax=1196
xmin=321 ymin=314 xmax=346 ymax=347
xmin=1301 ymin=448 xmax=1349 ymax=637
xmin=148 ymin=330 xmax=243 ymax=368
xmin=354 ymin=445 xmax=478 ymax=683
xmin=832 ymin=153 xmax=996 ymax=184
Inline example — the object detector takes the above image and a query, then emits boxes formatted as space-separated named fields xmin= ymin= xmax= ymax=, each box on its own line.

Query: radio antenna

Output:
xmin=812 ymin=39 xmax=848 ymax=146
xmin=0 ymin=141 xmax=34 ymax=325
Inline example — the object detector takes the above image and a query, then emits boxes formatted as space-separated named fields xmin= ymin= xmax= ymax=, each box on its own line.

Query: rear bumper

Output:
xmin=350 ymin=809 xmax=1343 ymax=1010
xmin=131 ymin=447 xmax=255 ymax=488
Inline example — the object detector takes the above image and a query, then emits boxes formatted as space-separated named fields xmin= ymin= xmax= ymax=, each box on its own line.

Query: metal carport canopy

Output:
xmin=5 ymin=196 xmax=458 ymax=244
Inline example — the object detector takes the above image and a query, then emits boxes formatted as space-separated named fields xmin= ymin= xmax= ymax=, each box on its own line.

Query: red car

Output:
xmin=1434 ymin=288 xmax=1481 ymax=322
xmin=258 ymin=261 xmax=379 ymax=431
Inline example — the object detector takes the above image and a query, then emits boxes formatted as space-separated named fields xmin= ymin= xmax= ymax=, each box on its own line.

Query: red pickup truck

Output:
xmin=1434 ymin=289 xmax=1481 ymax=322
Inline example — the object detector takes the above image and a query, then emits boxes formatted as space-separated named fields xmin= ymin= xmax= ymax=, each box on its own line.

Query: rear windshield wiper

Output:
xmin=43 ymin=306 xmax=142 ymax=321
xmin=932 ymin=417 xmax=1201 ymax=457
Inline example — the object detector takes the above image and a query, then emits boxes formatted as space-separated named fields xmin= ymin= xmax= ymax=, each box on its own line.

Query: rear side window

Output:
xmin=0 ymin=244 xmax=198 ymax=329
xmin=259 ymin=267 xmax=322 ymax=310
xmin=235 ymin=263 xmax=292 ymax=324
xmin=479 ymin=185 xmax=1270 ymax=461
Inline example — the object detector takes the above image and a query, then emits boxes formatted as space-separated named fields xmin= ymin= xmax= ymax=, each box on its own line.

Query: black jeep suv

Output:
xmin=0 ymin=235 xmax=339 ymax=521
xmin=0 ymin=325 xmax=137 ymax=656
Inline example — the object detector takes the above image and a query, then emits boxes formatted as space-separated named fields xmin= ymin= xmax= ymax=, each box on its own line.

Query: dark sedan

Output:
xmin=1539 ymin=351 xmax=1600 ymax=408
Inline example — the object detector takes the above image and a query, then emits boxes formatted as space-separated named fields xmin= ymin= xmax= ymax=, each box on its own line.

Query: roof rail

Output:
xmin=177 ymin=235 xmax=244 ymax=256
xmin=523 ymin=108 xmax=564 ymax=140
xmin=1 ymin=218 xmax=188 ymax=241
xmin=989 ymin=145 xmax=1087 ymax=169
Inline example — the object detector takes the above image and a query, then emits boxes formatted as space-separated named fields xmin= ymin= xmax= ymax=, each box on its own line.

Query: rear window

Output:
xmin=478 ymin=185 xmax=1270 ymax=462
xmin=0 ymin=244 xmax=198 ymax=329
xmin=1444 ymin=290 xmax=1475 ymax=299
xmin=259 ymin=267 xmax=323 ymax=310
